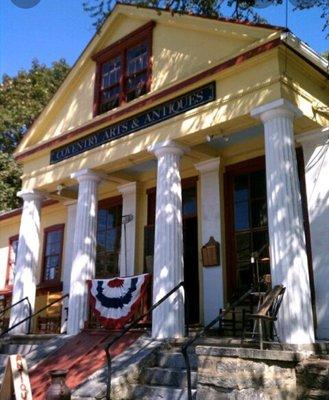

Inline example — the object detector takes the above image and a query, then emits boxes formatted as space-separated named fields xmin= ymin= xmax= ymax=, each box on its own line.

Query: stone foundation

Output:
xmin=196 ymin=346 xmax=306 ymax=400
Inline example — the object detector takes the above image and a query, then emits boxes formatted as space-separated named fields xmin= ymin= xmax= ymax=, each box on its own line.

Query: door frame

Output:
xmin=224 ymin=152 xmax=315 ymax=310
xmin=224 ymin=156 xmax=265 ymax=300
xmin=145 ymin=176 xmax=200 ymax=323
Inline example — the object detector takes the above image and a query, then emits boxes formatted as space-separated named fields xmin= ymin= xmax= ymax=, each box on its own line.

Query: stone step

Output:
xmin=157 ymin=351 xmax=198 ymax=370
xmin=130 ymin=384 xmax=196 ymax=400
xmin=142 ymin=366 xmax=197 ymax=388
xmin=1 ymin=343 xmax=41 ymax=355
xmin=298 ymin=389 xmax=329 ymax=400
xmin=297 ymin=359 xmax=329 ymax=390
xmin=2 ymin=333 xmax=59 ymax=344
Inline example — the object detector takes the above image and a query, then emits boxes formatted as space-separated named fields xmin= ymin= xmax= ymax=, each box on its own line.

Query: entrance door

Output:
xmin=144 ymin=179 xmax=200 ymax=324
xmin=96 ymin=197 xmax=122 ymax=278
xmin=224 ymin=153 xmax=314 ymax=303
xmin=225 ymin=157 xmax=270 ymax=299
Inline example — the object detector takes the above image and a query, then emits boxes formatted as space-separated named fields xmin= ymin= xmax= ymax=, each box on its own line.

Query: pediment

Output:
xmin=15 ymin=4 xmax=282 ymax=158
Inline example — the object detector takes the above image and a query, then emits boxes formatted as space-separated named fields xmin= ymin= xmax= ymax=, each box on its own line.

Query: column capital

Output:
xmin=251 ymin=99 xmax=302 ymax=123
xmin=148 ymin=140 xmax=189 ymax=158
xmin=70 ymin=168 xmax=103 ymax=183
xmin=17 ymin=189 xmax=46 ymax=202
xmin=195 ymin=157 xmax=220 ymax=173
xmin=117 ymin=181 xmax=137 ymax=195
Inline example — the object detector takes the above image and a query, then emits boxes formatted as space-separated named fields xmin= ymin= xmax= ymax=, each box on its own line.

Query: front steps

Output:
xmin=129 ymin=344 xmax=197 ymax=399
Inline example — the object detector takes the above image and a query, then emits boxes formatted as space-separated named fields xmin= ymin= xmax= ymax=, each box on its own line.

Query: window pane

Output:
xmin=101 ymin=86 xmax=120 ymax=112
xmin=102 ymin=57 xmax=121 ymax=89
xmin=236 ymin=261 xmax=253 ymax=294
xmin=250 ymin=170 xmax=266 ymax=198
xmin=234 ymin=201 xmax=249 ymax=231
xmin=45 ymin=256 xmax=60 ymax=281
xmin=251 ymin=199 xmax=268 ymax=228
xmin=97 ymin=231 xmax=106 ymax=249
xmin=234 ymin=175 xmax=249 ymax=202
xmin=182 ymin=187 xmax=197 ymax=216
xmin=46 ymin=241 xmax=60 ymax=256
xmin=127 ymin=43 xmax=148 ymax=75
xmin=126 ymin=72 xmax=147 ymax=102
xmin=252 ymin=230 xmax=269 ymax=258
xmin=98 ymin=209 xmax=108 ymax=231
xmin=236 ymin=233 xmax=251 ymax=262
xmin=47 ymin=230 xmax=61 ymax=244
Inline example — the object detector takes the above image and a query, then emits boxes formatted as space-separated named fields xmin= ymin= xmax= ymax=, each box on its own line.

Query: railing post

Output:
xmin=26 ymin=298 xmax=32 ymax=334
xmin=182 ymin=347 xmax=193 ymax=400
xmin=106 ymin=349 xmax=112 ymax=400
xmin=184 ymin=281 xmax=189 ymax=338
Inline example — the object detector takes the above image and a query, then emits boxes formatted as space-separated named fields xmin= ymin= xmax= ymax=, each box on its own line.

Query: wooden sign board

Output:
xmin=0 ymin=354 xmax=33 ymax=400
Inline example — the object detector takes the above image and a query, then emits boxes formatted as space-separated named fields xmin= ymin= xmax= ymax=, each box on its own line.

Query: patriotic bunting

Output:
xmin=88 ymin=274 xmax=150 ymax=329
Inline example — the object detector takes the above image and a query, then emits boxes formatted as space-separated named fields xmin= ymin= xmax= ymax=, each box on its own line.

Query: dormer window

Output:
xmin=93 ymin=21 xmax=155 ymax=116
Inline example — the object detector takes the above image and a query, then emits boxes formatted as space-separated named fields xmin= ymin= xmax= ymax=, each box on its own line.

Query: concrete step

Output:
xmin=157 ymin=351 xmax=198 ymax=370
xmin=130 ymin=384 xmax=196 ymax=400
xmin=142 ymin=366 xmax=197 ymax=388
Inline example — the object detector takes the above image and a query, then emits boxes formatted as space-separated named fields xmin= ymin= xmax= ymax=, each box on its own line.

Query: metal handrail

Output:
xmin=182 ymin=286 xmax=255 ymax=400
xmin=103 ymin=281 xmax=188 ymax=400
xmin=0 ymin=296 xmax=32 ymax=334
xmin=0 ymin=293 xmax=69 ymax=337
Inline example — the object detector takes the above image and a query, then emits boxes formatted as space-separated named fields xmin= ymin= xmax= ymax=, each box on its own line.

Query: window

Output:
xmin=42 ymin=225 xmax=64 ymax=283
xmin=93 ymin=21 xmax=154 ymax=115
xmin=6 ymin=235 xmax=19 ymax=287
xmin=96 ymin=197 xmax=122 ymax=278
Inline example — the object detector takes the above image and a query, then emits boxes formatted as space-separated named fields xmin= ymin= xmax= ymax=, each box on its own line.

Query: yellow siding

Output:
xmin=20 ymin=52 xmax=282 ymax=190
xmin=17 ymin=9 xmax=272 ymax=151
xmin=0 ymin=203 xmax=67 ymax=291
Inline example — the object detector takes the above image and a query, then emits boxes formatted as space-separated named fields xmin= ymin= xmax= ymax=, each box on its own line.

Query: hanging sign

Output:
xmin=50 ymin=81 xmax=216 ymax=164
xmin=88 ymin=273 xmax=150 ymax=329
xmin=0 ymin=354 xmax=33 ymax=400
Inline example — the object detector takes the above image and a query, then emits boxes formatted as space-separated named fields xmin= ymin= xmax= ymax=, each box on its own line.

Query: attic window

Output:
xmin=92 ymin=21 xmax=155 ymax=116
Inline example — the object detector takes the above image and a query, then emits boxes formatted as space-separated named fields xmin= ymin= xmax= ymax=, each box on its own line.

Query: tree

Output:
xmin=0 ymin=59 xmax=70 ymax=212
xmin=83 ymin=0 xmax=329 ymax=35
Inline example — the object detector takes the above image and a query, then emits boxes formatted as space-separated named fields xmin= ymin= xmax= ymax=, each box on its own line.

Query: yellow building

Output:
xmin=1 ymin=4 xmax=328 ymax=344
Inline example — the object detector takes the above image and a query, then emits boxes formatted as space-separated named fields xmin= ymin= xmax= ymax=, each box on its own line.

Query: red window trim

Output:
xmin=40 ymin=224 xmax=65 ymax=286
xmin=92 ymin=21 xmax=155 ymax=116
xmin=6 ymin=234 xmax=19 ymax=289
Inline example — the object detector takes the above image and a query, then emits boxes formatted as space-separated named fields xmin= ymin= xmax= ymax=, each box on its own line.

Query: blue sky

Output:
xmin=0 ymin=0 xmax=328 ymax=77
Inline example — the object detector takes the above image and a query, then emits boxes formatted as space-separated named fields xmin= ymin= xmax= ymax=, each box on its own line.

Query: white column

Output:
xmin=148 ymin=140 xmax=187 ymax=339
xmin=251 ymin=98 xmax=315 ymax=345
xmin=60 ymin=201 xmax=77 ymax=333
xmin=195 ymin=158 xmax=224 ymax=325
xmin=298 ymin=127 xmax=329 ymax=340
xmin=118 ymin=182 xmax=137 ymax=277
xmin=67 ymin=169 xmax=101 ymax=335
xmin=9 ymin=190 xmax=44 ymax=334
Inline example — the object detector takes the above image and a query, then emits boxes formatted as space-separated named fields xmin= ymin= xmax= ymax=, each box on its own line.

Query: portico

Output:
xmin=1 ymin=4 xmax=328 ymax=346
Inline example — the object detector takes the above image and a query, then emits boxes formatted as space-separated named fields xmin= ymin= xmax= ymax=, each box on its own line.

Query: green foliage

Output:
xmin=0 ymin=152 xmax=22 ymax=211
xmin=83 ymin=0 xmax=329 ymax=35
xmin=0 ymin=59 xmax=70 ymax=154
xmin=0 ymin=59 xmax=70 ymax=212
